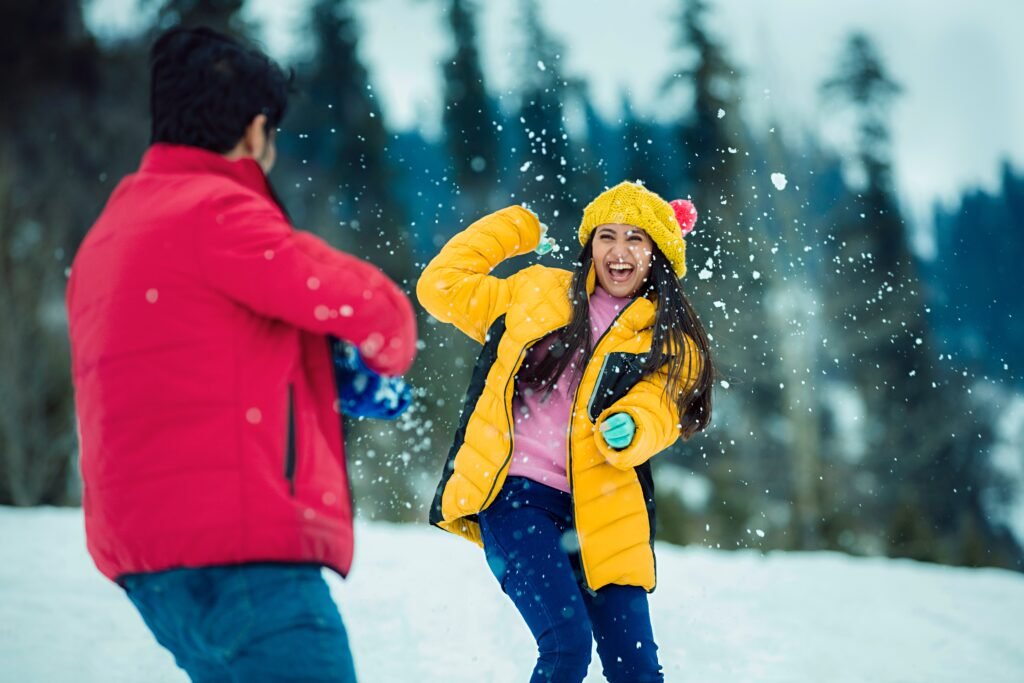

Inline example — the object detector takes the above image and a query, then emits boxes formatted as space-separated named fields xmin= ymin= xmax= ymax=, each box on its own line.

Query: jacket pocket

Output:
xmin=284 ymin=384 xmax=296 ymax=496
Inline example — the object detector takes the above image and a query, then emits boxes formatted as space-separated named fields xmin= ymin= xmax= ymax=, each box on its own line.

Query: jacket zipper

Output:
xmin=481 ymin=332 xmax=547 ymax=509
xmin=284 ymin=383 xmax=297 ymax=496
xmin=567 ymin=301 xmax=639 ymax=593
xmin=585 ymin=354 xmax=612 ymax=421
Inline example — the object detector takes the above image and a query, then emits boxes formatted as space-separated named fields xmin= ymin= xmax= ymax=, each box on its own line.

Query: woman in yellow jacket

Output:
xmin=417 ymin=181 xmax=715 ymax=682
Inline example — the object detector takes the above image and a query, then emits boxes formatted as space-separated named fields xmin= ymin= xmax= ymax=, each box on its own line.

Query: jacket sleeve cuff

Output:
xmin=593 ymin=407 xmax=650 ymax=470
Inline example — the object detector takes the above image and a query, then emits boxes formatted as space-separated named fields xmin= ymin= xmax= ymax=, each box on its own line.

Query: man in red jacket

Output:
xmin=66 ymin=27 xmax=416 ymax=682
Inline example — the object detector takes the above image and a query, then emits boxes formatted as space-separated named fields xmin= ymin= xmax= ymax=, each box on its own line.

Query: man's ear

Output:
xmin=242 ymin=113 xmax=269 ymax=159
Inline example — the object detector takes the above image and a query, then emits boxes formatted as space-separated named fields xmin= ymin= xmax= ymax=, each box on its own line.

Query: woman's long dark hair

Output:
xmin=518 ymin=237 xmax=715 ymax=439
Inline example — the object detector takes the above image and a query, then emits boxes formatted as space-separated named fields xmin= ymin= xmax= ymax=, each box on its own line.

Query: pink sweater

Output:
xmin=507 ymin=286 xmax=631 ymax=492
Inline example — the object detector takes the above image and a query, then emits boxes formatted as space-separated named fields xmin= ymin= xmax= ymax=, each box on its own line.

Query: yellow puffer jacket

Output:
xmin=416 ymin=205 xmax=702 ymax=591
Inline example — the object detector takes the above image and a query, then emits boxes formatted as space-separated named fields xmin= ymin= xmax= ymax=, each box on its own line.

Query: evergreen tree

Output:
xmin=513 ymin=0 xmax=577 ymax=235
xmin=293 ymin=0 xmax=412 ymax=284
xmin=754 ymin=123 xmax=832 ymax=549
xmin=0 ymin=0 xmax=104 ymax=505
xmin=932 ymin=162 xmax=1024 ymax=380
xmin=820 ymin=33 xmax=1019 ymax=568
xmin=665 ymin=0 xmax=745 ymax=209
xmin=819 ymin=33 xmax=928 ymax=451
xmin=620 ymin=94 xmax=662 ymax=194
xmin=441 ymin=0 xmax=499 ymax=213
xmin=665 ymin=0 xmax=772 ymax=375
xmin=578 ymin=94 xmax=613 ymax=188
xmin=661 ymin=0 xmax=782 ymax=548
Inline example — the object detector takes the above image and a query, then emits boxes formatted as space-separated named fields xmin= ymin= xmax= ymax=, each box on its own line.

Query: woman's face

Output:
xmin=591 ymin=223 xmax=654 ymax=298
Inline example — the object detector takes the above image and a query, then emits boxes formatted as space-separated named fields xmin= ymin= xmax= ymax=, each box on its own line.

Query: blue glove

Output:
xmin=330 ymin=337 xmax=412 ymax=420
xmin=599 ymin=412 xmax=635 ymax=450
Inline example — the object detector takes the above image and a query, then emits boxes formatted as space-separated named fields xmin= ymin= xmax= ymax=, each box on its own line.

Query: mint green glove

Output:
xmin=599 ymin=412 xmax=635 ymax=450
xmin=535 ymin=231 xmax=556 ymax=256
xmin=522 ymin=204 xmax=557 ymax=256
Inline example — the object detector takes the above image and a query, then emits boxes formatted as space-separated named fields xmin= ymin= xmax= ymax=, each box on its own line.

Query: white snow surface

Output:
xmin=3 ymin=507 xmax=1024 ymax=682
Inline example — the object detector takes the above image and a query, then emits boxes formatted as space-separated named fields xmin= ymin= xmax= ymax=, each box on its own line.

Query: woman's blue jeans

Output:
xmin=478 ymin=476 xmax=664 ymax=683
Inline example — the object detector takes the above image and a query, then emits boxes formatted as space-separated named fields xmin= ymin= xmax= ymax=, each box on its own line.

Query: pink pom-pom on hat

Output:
xmin=670 ymin=199 xmax=698 ymax=236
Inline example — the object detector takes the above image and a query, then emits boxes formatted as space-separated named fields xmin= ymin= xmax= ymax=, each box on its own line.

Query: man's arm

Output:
xmin=196 ymin=192 xmax=416 ymax=375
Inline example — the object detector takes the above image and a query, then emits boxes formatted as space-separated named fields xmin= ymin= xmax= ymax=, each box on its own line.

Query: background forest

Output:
xmin=2 ymin=0 xmax=1022 ymax=572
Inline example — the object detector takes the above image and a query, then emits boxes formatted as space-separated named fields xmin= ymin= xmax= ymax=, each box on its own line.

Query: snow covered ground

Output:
xmin=3 ymin=507 xmax=1024 ymax=682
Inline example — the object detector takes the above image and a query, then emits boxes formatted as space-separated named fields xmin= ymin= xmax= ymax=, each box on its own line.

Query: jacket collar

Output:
xmin=138 ymin=143 xmax=272 ymax=198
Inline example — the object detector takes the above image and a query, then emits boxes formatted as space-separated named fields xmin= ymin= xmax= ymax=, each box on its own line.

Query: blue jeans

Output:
xmin=479 ymin=477 xmax=664 ymax=683
xmin=120 ymin=563 xmax=357 ymax=683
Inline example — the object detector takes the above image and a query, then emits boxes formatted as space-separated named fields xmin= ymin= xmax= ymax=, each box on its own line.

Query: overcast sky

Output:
xmin=87 ymin=0 xmax=1024 ymax=251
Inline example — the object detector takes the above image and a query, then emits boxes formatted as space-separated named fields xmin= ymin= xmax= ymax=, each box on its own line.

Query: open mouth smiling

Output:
xmin=606 ymin=261 xmax=636 ymax=282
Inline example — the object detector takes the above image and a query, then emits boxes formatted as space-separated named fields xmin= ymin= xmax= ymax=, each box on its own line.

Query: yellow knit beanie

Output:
xmin=578 ymin=181 xmax=697 ymax=278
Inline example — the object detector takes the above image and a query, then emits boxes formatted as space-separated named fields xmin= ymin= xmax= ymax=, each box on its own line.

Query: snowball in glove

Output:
xmin=521 ymin=204 xmax=558 ymax=256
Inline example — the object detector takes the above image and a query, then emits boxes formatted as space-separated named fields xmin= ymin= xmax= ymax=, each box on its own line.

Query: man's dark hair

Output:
xmin=149 ymin=26 xmax=291 ymax=153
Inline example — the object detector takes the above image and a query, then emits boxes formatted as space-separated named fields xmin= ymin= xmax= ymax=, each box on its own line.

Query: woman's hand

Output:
xmin=599 ymin=412 xmax=636 ymax=450
xmin=522 ymin=204 xmax=557 ymax=256
xmin=535 ymin=223 xmax=557 ymax=256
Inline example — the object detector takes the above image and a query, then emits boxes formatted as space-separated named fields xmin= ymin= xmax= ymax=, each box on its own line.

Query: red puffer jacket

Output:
xmin=67 ymin=144 xmax=416 ymax=581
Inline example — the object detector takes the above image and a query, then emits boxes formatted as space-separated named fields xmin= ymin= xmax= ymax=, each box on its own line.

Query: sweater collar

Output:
xmin=138 ymin=143 xmax=272 ymax=197
xmin=584 ymin=264 xmax=656 ymax=331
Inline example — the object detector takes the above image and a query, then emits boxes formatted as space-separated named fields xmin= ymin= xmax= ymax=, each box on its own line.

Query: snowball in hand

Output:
xmin=520 ymin=204 xmax=558 ymax=256
xmin=331 ymin=339 xmax=412 ymax=420
xmin=534 ymin=221 xmax=557 ymax=256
